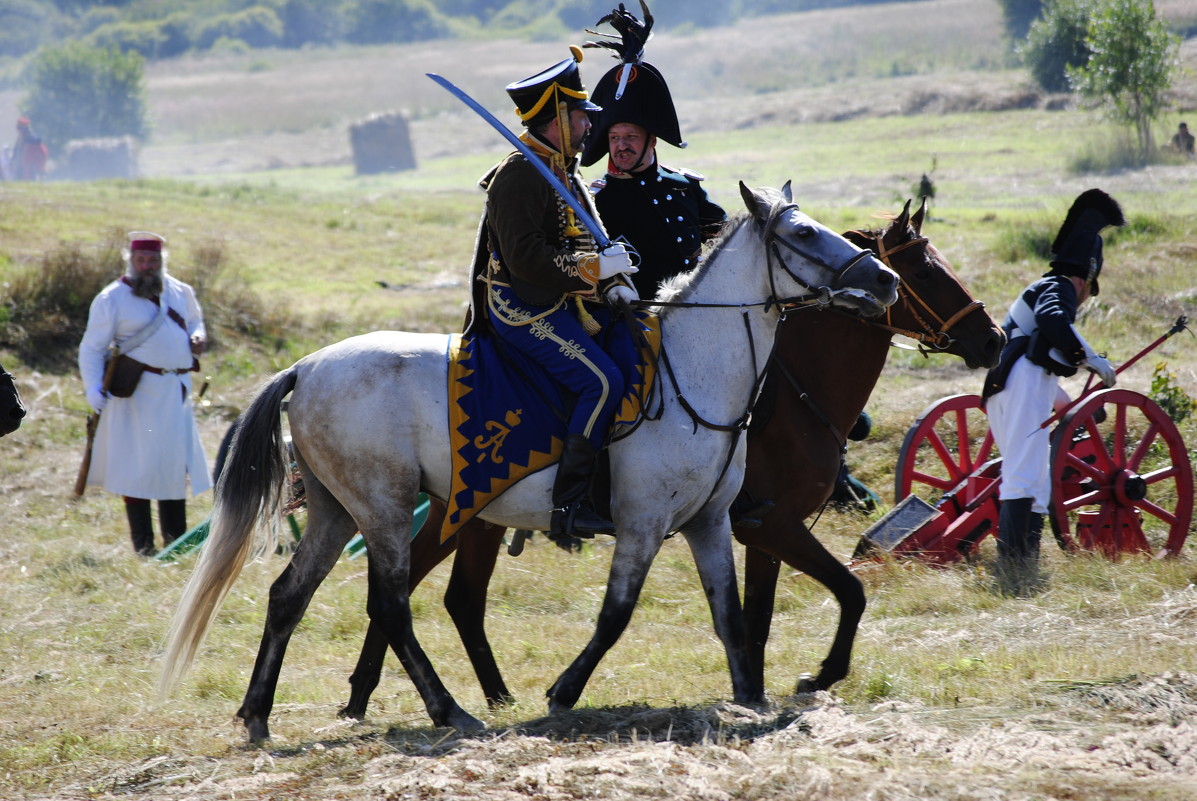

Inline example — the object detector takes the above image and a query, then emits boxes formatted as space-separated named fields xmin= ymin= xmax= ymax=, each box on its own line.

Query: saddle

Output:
xmin=442 ymin=310 xmax=661 ymax=542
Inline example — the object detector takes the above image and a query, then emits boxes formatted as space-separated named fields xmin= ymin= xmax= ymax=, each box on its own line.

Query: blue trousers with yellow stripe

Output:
xmin=488 ymin=285 xmax=629 ymax=450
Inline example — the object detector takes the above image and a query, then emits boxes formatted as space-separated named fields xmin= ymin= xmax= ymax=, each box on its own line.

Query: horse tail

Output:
xmin=158 ymin=365 xmax=298 ymax=697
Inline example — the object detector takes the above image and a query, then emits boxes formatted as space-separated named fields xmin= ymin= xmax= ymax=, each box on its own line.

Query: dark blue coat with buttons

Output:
xmin=592 ymin=162 xmax=727 ymax=298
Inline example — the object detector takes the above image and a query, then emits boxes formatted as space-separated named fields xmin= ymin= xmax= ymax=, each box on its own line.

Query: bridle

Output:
xmin=614 ymin=203 xmax=885 ymax=509
xmin=854 ymin=230 xmax=987 ymax=355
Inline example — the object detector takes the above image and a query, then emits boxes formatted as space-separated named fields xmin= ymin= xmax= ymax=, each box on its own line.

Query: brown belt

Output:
xmin=143 ymin=365 xmax=188 ymax=375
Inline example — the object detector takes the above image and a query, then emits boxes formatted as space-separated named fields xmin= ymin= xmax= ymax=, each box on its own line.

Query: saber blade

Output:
xmin=426 ymin=72 xmax=610 ymax=249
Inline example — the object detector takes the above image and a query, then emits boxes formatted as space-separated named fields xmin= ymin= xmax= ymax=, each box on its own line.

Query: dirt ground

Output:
xmin=47 ymin=674 xmax=1197 ymax=800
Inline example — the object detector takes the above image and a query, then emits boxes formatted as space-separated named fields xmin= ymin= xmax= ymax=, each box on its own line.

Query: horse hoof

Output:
xmin=337 ymin=703 xmax=365 ymax=720
xmin=448 ymin=710 xmax=486 ymax=734
xmin=795 ymin=673 xmax=820 ymax=694
xmin=244 ymin=719 xmax=271 ymax=745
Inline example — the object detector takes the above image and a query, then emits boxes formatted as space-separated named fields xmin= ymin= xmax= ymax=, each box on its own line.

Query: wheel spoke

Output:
xmin=1113 ymin=508 xmax=1150 ymax=553
xmin=1063 ymin=450 xmax=1106 ymax=484
xmin=1080 ymin=417 xmax=1116 ymax=472
xmin=925 ymin=429 xmax=965 ymax=484
xmin=1126 ymin=421 xmax=1161 ymax=472
xmin=1112 ymin=402 xmax=1128 ymax=467
xmin=1140 ymin=464 xmax=1181 ymax=484
xmin=952 ymin=409 xmax=976 ymax=474
xmin=1134 ymin=497 xmax=1180 ymax=527
xmin=911 ymin=469 xmax=956 ymax=492
xmin=1061 ymin=487 xmax=1105 ymax=511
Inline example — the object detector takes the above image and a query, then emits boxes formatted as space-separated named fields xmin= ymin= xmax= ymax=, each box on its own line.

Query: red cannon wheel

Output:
xmin=1050 ymin=388 xmax=1193 ymax=558
xmin=895 ymin=394 xmax=996 ymax=503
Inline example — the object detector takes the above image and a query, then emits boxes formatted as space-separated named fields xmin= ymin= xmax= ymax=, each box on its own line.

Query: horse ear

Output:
xmin=895 ymin=199 xmax=912 ymax=232
xmin=781 ymin=180 xmax=793 ymax=203
xmin=911 ymin=197 xmax=928 ymax=235
xmin=739 ymin=181 xmax=770 ymax=223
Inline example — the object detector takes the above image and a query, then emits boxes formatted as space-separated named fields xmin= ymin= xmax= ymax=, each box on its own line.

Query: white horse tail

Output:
xmin=158 ymin=366 xmax=298 ymax=697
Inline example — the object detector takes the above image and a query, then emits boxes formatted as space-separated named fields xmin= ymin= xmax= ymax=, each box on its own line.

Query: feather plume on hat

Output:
xmin=583 ymin=1 xmax=653 ymax=63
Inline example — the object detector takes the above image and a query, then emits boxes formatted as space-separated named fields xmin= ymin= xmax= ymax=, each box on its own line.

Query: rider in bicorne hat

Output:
xmin=581 ymin=2 xmax=728 ymax=298
xmin=464 ymin=48 xmax=641 ymax=543
xmin=981 ymin=188 xmax=1125 ymax=595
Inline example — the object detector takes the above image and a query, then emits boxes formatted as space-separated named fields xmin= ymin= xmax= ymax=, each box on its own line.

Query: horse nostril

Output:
xmin=11 ymin=407 xmax=26 ymax=420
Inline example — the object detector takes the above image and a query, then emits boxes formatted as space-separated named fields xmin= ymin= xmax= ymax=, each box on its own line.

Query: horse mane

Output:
xmin=652 ymin=214 xmax=752 ymax=316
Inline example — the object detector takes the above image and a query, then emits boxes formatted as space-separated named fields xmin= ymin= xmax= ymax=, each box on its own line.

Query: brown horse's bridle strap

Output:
xmin=863 ymin=231 xmax=987 ymax=353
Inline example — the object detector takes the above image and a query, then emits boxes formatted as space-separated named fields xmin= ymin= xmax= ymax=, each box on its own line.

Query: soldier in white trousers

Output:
xmin=981 ymin=190 xmax=1124 ymax=595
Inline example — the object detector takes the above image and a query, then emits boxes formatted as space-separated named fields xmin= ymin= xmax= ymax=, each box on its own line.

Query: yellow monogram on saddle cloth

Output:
xmin=442 ymin=314 xmax=661 ymax=543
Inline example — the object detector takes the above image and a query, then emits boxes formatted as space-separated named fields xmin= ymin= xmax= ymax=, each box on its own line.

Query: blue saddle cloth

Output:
xmin=443 ymin=310 xmax=660 ymax=542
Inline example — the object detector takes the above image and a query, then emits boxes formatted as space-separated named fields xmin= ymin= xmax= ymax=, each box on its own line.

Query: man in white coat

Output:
xmin=79 ymin=232 xmax=211 ymax=555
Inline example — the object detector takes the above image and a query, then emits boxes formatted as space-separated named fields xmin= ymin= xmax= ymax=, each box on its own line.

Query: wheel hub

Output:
xmin=1115 ymin=470 xmax=1148 ymax=503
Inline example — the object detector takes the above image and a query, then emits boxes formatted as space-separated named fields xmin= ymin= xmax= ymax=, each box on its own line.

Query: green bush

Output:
xmin=996 ymin=0 xmax=1043 ymax=40
xmin=343 ymin=0 xmax=452 ymax=45
xmin=84 ymin=21 xmax=168 ymax=59
xmin=194 ymin=6 xmax=284 ymax=51
xmin=1022 ymin=0 xmax=1091 ymax=92
xmin=0 ymin=0 xmax=56 ymax=58
xmin=19 ymin=43 xmax=150 ymax=154
xmin=280 ymin=0 xmax=342 ymax=48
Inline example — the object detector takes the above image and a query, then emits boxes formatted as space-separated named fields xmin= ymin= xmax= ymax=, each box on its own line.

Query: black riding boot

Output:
xmin=124 ymin=497 xmax=155 ymax=556
xmin=550 ymin=434 xmax=616 ymax=541
xmin=995 ymin=498 xmax=1043 ymax=596
xmin=159 ymin=499 xmax=187 ymax=546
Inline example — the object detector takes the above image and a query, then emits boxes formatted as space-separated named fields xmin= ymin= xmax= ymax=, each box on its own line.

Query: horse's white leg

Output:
xmin=545 ymin=529 xmax=666 ymax=712
xmin=237 ymin=462 xmax=357 ymax=743
xmin=358 ymin=520 xmax=485 ymax=734
xmin=681 ymin=515 xmax=765 ymax=705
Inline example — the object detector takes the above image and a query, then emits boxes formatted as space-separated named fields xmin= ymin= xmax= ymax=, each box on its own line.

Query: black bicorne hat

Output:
xmin=579 ymin=2 xmax=684 ymax=167
xmin=506 ymin=49 xmax=601 ymax=130
xmin=1046 ymin=188 xmax=1125 ymax=296
xmin=581 ymin=61 xmax=684 ymax=166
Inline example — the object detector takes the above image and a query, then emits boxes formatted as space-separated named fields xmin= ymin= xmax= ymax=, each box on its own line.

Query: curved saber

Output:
xmin=426 ymin=72 xmax=611 ymax=249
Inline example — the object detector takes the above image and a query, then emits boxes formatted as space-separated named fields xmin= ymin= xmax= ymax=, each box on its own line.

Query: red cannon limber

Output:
xmin=857 ymin=317 xmax=1193 ymax=563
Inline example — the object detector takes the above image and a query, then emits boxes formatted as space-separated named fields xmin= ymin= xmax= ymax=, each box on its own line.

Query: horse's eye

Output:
xmin=794 ymin=224 xmax=815 ymax=238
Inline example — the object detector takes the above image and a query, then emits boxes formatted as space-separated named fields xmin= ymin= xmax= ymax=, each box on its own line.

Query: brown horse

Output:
xmin=0 ymin=363 xmax=26 ymax=437
xmin=334 ymin=199 xmax=1004 ymax=717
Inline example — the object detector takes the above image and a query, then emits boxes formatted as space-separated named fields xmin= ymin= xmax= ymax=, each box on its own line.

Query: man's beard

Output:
xmin=130 ymin=269 xmax=164 ymax=299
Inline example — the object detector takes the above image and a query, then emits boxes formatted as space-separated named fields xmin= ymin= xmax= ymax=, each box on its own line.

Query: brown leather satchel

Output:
xmin=104 ymin=353 xmax=147 ymax=398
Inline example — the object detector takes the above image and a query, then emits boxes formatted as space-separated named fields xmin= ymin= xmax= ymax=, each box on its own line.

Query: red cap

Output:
xmin=130 ymin=239 xmax=162 ymax=252
xmin=16 ymin=117 xmax=29 ymax=126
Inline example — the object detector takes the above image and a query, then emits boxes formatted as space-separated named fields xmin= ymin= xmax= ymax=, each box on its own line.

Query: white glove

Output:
xmin=86 ymin=387 xmax=108 ymax=413
xmin=1083 ymin=354 xmax=1117 ymax=387
xmin=605 ymin=283 xmax=639 ymax=307
xmin=597 ymin=242 xmax=638 ymax=278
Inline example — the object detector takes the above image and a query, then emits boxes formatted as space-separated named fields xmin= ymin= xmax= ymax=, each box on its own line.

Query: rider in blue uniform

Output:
xmin=981 ymin=189 xmax=1124 ymax=595
xmin=464 ymin=49 xmax=640 ymax=542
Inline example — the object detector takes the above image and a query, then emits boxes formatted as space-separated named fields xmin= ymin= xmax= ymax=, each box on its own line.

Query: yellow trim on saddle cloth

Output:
xmin=440 ymin=313 xmax=662 ymax=544
xmin=443 ymin=333 xmax=561 ymax=543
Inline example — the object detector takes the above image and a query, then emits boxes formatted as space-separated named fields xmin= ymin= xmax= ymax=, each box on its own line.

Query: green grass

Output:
xmin=2 ymin=4 xmax=1196 ymax=795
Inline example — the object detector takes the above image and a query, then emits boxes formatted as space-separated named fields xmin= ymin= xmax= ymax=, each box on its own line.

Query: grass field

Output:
xmin=2 ymin=1 xmax=1197 ymax=798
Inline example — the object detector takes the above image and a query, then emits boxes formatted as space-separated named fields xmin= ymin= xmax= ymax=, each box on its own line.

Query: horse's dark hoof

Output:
xmin=445 ymin=708 xmax=486 ymax=734
xmin=337 ymin=702 xmax=366 ymax=720
xmin=795 ymin=673 xmax=821 ymax=694
xmin=243 ymin=718 xmax=271 ymax=745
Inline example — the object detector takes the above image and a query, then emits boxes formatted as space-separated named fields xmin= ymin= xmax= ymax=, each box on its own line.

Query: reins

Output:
xmin=614 ymin=202 xmax=876 ymax=512
xmin=852 ymin=230 xmax=987 ymax=354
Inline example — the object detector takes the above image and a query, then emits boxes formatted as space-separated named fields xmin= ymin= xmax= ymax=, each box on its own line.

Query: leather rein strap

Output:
xmin=856 ymin=231 xmax=987 ymax=353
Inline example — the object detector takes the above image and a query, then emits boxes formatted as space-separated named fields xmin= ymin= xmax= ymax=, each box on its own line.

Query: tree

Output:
xmin=19 ymin=43 xmax=150 ymax=154
xmin=1067 ymin=0 xmax=1179 ymax=161
xmin=1021 ymin=0 xmax=1092 ymax=93
xmin=995 ymin=0 xmax=1043 ymax=41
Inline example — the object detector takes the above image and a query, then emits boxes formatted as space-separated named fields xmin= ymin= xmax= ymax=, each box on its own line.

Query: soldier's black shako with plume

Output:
xmin=1047 ymin=188 xmax=1126 ymax=296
